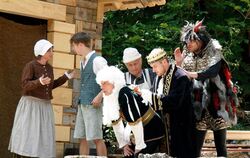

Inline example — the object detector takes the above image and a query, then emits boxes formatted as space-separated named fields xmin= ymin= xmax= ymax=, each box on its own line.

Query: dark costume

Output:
xmin=180 ymin=20 xmax=238 ymax=157
xmin=149 ymin=64 xmax=196 ymax=158
xmin=96 ymin=66 xmax=164 ymax=158
xmin=117 ymin=86 xmax=165 ymax=157
xmin=152 ymin=65 xmax=194 ymax=158
xmin=124 ymin=68 xmax=156 ymax=90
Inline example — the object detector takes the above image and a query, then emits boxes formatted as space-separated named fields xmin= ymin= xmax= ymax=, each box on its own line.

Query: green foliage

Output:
xmin=103 ymin=125 xmax=117 ymax=154
xmin=229 ymin=122 xmax=250 ymax=130
xmin=228 ymin=112 xmax=250 ymax=130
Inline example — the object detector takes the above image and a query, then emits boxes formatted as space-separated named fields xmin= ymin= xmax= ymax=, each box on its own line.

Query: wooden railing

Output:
xmin=203 ymin=130 xmax=250 ymax=152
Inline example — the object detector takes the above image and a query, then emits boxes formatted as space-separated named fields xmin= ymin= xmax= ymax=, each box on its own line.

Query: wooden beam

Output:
xmin=97 ymin=0 xmax=105 ymax=23
xmin=0 ymin=0 xmax=66 ymax=21
xmin=100 ymin=0 xmax=166 ymax=5
xmin=104 ymin=4 xmax=117 ymax=12
xmin=48 ymin=20 xmax=75 ymax=34
xmin=206 ymin=130 xmax=250 ymax=140
xmin=153 ymin=0 xmax=166 ymax=5
xmin=76 ymin=0 xmax=97 ymax=9
xmin=113 ymin=2 xmax=123 ymax=9
xmin=53 ymin=105 xmax=63 ymax=124
xmin=55 ymin=125 xmax=70 ymax=142
xmin=58 ymin=0 xmax=76 ymax=7
xmin=56 ymin=142 xmax=65 ymax=158
xmin=75 ymin=55 xmax=81 ymax=69
xmin=99 ymin=0 xmax=138 ymax=3
xmin=52 ymin=87 xmax=73 ymax=106
xmin=99 ymin=0 xmax=118 ymax=3
xmin=120 ymin=3 xmax=144 ymax=10
xmin=101 ymin=0 xmax=166 ymax=12
xmin=101 ymin=0 xmax=166 ymax=19
xmin=47 ymin=32 xmax=72 ymax=53
xmin=51 ymin=52 xmax=74 ymax=69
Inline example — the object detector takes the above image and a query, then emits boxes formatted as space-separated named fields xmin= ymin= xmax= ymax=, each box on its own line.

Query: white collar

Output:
xmin=85 ymin=50 xmax=95 ymax=61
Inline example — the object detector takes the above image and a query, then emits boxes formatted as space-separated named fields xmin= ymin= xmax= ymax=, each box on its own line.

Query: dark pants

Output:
xmin=169 ymin=126 xmax=196 ymax=158
xmin=195 ymin=128 xmax=227 ymax=157
xmin=124 ymin=139 xmax=162 ymax=158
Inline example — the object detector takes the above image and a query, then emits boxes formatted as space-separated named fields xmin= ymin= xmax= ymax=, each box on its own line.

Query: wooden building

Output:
xmin=0 ymin=0 xmax=166 ymax=157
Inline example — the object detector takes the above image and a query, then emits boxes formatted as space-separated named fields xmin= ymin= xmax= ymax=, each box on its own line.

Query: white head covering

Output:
xmin=34 ymin=39 xmax=53 ymax=57
xmin=122 ymin=47 xmax=142 ymax=63
xmin=96 ymin=66 xmax=126 ymax=125
xmin=96 ymin=66 xmax=126 ymax=89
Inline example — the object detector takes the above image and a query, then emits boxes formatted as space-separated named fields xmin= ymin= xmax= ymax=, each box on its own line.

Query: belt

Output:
xmin=128 ymin=107 xmax=155 ymax=126
xmin=142 ymin=107 xmax=155 ymax=126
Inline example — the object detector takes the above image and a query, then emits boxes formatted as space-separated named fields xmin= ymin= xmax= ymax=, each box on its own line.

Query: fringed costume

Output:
xmin=180 ymin=20 xmax=239 ymax=157
xmin=181 ymin=40 xmax=238 ymax=127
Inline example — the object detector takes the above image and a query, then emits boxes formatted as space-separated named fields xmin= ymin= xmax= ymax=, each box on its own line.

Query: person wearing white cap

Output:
xmin=96 ymin=66 xmax=164 ymax=158
xmin=70 ymin=32 xmax=107 ymax=156
xmin=123 ymin=47 xmax=156 ymax=91
xmin=8 ymin=39 xmax=75 ymax=158
xmin=139 ymin=48 xmax=196 ymax=158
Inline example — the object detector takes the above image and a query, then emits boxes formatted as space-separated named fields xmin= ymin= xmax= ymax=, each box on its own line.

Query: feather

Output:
xmin=194 ymin=20 xmax=203 ymax=33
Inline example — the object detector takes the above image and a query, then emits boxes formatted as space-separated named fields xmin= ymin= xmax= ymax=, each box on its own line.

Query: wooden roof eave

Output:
xmin=104 ymin=0 xmax=166 ymax=11
xmin=97 ymin=0 xmax=166 ymax=22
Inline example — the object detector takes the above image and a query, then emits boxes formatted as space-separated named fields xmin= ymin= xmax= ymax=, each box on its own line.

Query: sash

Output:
xmin=158 ymin=64 xmax=175 ymax=110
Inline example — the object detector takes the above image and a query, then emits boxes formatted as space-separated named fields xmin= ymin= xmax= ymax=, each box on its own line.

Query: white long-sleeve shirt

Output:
xmin=80 ymin=51 xmax=108 ymax=74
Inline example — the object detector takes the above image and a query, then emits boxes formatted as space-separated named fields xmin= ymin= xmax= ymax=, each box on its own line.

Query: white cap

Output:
xmin=122 ymin=47 xmax=142 ymax=63
xmin=34 ymin=39 xmax=53 ymax=57
xmin=146 ymin=48 xmax=167 ymax=64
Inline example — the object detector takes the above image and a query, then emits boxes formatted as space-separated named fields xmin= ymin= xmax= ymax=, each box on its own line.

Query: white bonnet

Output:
xmin=34 ymin=39 xmax=53 ymax=56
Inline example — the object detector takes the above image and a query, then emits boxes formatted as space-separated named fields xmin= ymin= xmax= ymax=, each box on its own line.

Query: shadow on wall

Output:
xmin=0 ymin=12 xmax=46 ymax=158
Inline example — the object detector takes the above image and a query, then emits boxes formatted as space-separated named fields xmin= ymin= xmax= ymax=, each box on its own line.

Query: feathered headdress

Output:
xmin=180 ymin=19 xmax=210 ymax=45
